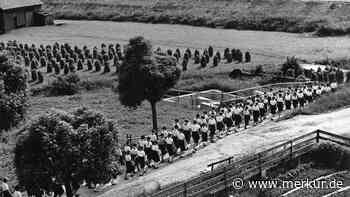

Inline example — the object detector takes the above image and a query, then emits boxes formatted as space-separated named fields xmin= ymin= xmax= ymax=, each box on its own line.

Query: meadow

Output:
xmin=42 ymin=0 xmax=350 ymax=36
xmin=2 ymin=20 xmax=350 ymax=190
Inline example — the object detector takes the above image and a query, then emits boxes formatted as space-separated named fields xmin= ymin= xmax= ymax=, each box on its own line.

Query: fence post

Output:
xmin=183 ymin=182 xmax=187 ymax=197
xmin=289 ymin=140 xmax=293 ymax=160
xmin=258 ymin=153 xmax=262 ymax=177
xmin=316 ymin=130 xmax=320 ymax=143
xmin=224 ymin=166 xmax=228 ymax=196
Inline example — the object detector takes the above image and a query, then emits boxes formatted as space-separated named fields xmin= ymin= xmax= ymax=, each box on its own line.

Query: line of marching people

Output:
xmin=119 ymin=82 xmax=337 ymax=180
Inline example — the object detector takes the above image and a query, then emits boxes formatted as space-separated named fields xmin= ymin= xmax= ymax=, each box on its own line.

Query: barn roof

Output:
xmin=0 ymin=0 xmax=42 ymax=10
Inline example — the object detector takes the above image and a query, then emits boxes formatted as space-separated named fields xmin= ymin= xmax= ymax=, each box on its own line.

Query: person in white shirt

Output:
xmin=330 ymin=82 xmax=338 ymax=91
xmin=297 ymin=90 xmax=305 ymax=108
xmin=124 ymin=151 xmax=134 ymax=180
xmin=208 ymin=116 xmax=216 ymax=141
xmin=258 ymin=99 xmax=265 ymax=121
xmin=224 ymin=108 xmax=233 ymax=129
xmin=234 ymin=104 xmax=242 ymax=129
xmin=277 ymin=94 xmax=284 ymax=117
xmin=191 ymin=120 xmax=201 ymax=145
xmin=182 ymin=120 xmax=191 ymax=145
xmin=13 ymin=186 xmax=22 ymax=197
xmin=292 ymin=92 xmax=298 ymax=109
xmin=200 ymin=124 xmax=209 ymax=143
xmin=270 ymin=97 xmax=277 ymax=117
xmin=285 ymin=92 xmax=292 ymax=110
xmin=243 ymin=105 xmax=251 ymax=129
xmin=136 ymin=146 xmax=147 ymax=176
xmin=252 ymin=103 xmax=260 ymax=124
xmin=216 ymin=112 xmax=225 ymax=137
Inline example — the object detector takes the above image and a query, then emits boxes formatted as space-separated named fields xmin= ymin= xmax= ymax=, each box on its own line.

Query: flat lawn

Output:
xmin=2 ymin=20 xmax=350 ymax=61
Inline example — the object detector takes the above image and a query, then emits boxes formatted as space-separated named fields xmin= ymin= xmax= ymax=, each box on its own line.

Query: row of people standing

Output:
xmin=120 ymin=82 xmax=335 ymax=180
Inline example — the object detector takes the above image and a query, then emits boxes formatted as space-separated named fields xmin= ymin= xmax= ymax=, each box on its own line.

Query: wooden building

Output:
xmin=0 ymin=0 xmax=53 ymax=34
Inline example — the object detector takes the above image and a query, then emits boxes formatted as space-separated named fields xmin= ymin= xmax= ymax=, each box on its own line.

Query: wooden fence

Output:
xmin=151 ymin=129 xmax=350 ymax=197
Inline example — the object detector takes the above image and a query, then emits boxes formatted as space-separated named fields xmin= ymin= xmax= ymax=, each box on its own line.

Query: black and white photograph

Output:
xmin=1 ymin=0 xmax=350 ymax=196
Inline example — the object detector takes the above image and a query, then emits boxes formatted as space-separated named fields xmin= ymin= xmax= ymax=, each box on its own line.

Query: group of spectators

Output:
xmin=118 ymin=82 xmax=337 ymax=180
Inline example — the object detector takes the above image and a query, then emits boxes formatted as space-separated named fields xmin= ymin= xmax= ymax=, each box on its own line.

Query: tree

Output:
xmin=118 ymin=36 xmax=181 ymax=132
xmin=0 ymin=55 xmax=28 ymax=132
xmin=14 ymin=108 xmax=119 ymax=197
xmin=281 ymin=56 xmax=303 ymax=77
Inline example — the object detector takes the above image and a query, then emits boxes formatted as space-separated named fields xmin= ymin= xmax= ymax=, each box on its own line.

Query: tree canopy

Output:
xmin=14 ymin=107 xmax=120 ymax=197
xmin=0 ymin=54 xmax=28 ymax=132
xmin=118 ymin=36 xmax=181 ymax=131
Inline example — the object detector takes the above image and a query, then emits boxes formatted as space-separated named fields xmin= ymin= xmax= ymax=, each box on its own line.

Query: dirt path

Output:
xmin=97 ymin=107 xmax=350 ymax=197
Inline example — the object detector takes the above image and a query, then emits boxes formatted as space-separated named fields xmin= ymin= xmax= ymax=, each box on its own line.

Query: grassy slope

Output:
xmin=43 ymin=0 xmax=350 ymax=35
xmin=28 ymin=88 xmax=199 ymax=140
xmin=298 ymin=83 xmax=350 ymax=115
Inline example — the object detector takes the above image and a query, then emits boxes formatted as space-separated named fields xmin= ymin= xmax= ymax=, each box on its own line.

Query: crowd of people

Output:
xmin=118 ymin=82 xmax=337 ymax=180
xmin=0 ymin=41 xmax=251 ymax=84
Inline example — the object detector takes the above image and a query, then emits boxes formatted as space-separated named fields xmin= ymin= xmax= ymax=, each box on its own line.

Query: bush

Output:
xmin=281 ymin=57 xmax=303 ymax=77
xmin=46 ymin=74 xmax=81 ymax=96
xmin=14 ymin=107 xmax=120 ymax=197
xmin=2 ymin=65 xmax=27 ymax=94
xmin=310 ymin=142 xmax=350 ymax=170
xmin=0 ymin=92 xmax=27 ymax=131
xmin=254 ymin=65 xmax=264 ymax=75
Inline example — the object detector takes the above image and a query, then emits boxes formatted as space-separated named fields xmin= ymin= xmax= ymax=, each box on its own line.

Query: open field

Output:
xmin=3 ymin=20 xmax=350 ymax=61
xmin=42 ymin=0 xmax=350 ymax=36
xmin=2 ymin=20 xmax=350 ymax=196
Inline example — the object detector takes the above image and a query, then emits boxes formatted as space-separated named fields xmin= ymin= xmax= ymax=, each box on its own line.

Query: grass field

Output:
xmin=42 ymin=0 xmax=350 ymax=36
xmin=1 ymin=19 xmax=350 ymax=191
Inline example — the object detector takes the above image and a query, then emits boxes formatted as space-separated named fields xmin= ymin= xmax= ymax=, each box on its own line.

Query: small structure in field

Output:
xmin=0 ymin=0 xmax=53 ymax=34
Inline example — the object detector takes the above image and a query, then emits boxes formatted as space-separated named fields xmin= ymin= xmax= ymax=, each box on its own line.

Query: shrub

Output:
xmin=0 ymin=92 xmax=27 ymax=131
xmin=3 ymin=65 xmax=27 ymax=94
xmin=310 ymin=142 xmax=350 ymax=170
xmin=14 ymin=107 xmax=120 ymax=197
xmin=46 ymin=74 xmax=81 ymax=96
xmin=254 ymin=65 xmax=264 ymax=75
xmin=281 ymin=57 xmax=303 ymax=77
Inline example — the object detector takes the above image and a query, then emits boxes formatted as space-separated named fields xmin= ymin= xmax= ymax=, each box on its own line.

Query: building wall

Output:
xmin=2 ymin=5 xmax=42 ymax=32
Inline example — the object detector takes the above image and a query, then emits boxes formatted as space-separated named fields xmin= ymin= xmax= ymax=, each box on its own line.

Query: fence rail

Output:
xmin=151 ymin=130 xmax=350 ymax=197
xmin=163 ymin=81 xmax=321 ymax=109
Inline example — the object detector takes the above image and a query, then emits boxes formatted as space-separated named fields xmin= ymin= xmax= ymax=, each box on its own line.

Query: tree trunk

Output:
xmin=64 ymin=182 xmax=74 ymax=197
xmin=150 ymin=101 xmax=158 ymax=133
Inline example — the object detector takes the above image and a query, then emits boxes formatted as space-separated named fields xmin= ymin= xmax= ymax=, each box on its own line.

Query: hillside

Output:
xmin=43 ymin=0 xmax=350 ymax=36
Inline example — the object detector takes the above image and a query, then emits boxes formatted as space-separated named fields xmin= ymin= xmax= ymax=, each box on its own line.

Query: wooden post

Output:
xmin=224 ymin=166 xmax=228 ymax=196
xmin=183 ymin=182 xmax=187 ymax=197
xmin=316 ymin=130 xmax=320 ymax=143
xmin=289 ymin=140 xmax=293 ymax=161
xmin=258 ymin=153 xmax=262 ymax=178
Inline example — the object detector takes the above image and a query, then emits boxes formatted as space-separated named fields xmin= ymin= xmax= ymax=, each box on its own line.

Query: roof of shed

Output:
xmin=0 ymin=0 xmax=42 ymax=10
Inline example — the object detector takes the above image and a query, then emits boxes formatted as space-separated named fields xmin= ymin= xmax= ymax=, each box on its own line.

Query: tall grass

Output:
xmin=43 ymin=0 xmax=350 ymax=36
xmin=301 ymin=84 xmax=350 ymax=115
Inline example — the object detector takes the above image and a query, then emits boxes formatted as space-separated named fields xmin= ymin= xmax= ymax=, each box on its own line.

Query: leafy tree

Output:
xmin=0 ymin=55 xmax=28 ymax=132
xmin=14 ymin=108 xmax=119 ymax=197
xmin=281 ymin=56 xmax=303 ymax=77
xmin=1 ymin=61 xmax=27 ymax=94
xmin=118 ymin=36 xmax=181 ymax=131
